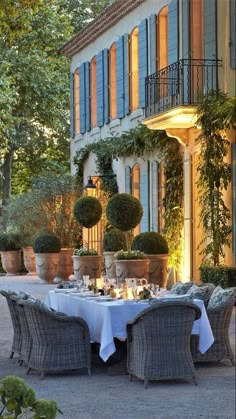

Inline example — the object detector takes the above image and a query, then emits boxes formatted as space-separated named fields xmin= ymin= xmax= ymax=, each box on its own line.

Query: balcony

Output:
xmin=144 ymin=59 xmax=221 ymax=130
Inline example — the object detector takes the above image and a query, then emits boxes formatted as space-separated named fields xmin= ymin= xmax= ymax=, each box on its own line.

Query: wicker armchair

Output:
xmin=127 ymin=301 xmax=201 ymax=388
xmin=10 ymin=295 xmax=32 ymax=366
xmin=191 ymin=300 xmax=235 ymax=365
xmin=20 ymin=300 xmax=91 ymax=378
xmin=0 ymin=290 xmax=21 ymax=359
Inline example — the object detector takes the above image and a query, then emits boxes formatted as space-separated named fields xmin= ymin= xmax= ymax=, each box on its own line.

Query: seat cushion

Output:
xmin=169 ymin=281 xmax=194 ymax=295
xmin=149 ymin=295 xmax=193 ymax=305
xmin=186 ymin=284 xmax=212 ymax=303
xmin=208 ymin=286 xmax=236 ymax=309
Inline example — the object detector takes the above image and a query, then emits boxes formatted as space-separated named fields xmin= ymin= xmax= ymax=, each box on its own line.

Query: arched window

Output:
xmin=109 ymin=43 xmax=117 ymax=120
xmin=157 ymin=6 xmax=168 ymax=70
xmin=90 ymin=56 xmax=97 ymax=128
xmin=130 ymin=27 xmax=139 ymax=111
xmin=131 ymin=163 xmax=140 ymax=234
xmin=74 ymin=68 xmax=80 ymax=135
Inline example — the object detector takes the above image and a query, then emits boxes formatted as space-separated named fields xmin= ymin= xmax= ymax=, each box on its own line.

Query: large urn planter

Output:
xmin=72 ymin=255 xmax=103 ymax=281
xmin=148 ymin=254 xmax=169 ymax=288
xmin=0 ymin=250 xmax=22 ymax=275
xmin=22 ymin=246 xmax=36 ymax=275
xmin=54 ymin=248 xmax=74 ymax=283
xmin=35 ymin=253 xmax=60 ymax=284
xmin=115 ymin=259 xmax=150 ymax=284
xmin=103 ymin=252 xmax=116 ymax=279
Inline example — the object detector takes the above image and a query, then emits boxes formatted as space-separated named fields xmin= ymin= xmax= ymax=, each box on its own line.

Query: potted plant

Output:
xmin=114 ymin=250 xmax=149 ymax=282
xmin=131 ymin=232 xmax=169 ymax=288
xmin=103 ymin=229 xmax=127 ymax=279
xmin=33 ymin=232 xmax=61 ymax=283
xmin=72 ymin=247 xmax=103 ymax=281
xmin=0 ymin=232 xmax=21 ymax=275
xmin=0 ymin=375 xmax=59 ymax=418
xmin=106 ymin=193 xmax=144 ymax=283
xmin=73 ymin=196 xmax=103 ymax=280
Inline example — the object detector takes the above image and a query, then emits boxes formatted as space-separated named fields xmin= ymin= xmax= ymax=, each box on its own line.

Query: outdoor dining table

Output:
xmin=45 ymin=290 xmax=214 ymax=362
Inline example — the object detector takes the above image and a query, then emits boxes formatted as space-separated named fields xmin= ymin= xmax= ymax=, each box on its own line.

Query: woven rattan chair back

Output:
xmin=126 ymin=300 xmax=201 ymax=388
xmin=0 ymin=290 xmax=21 ymax=359
xmin=191 ymin=300 xmax=235 ymax=365
xmin=10 ymin=295 xmax=32 ymax=366
xmin=21 ymin=300 xmax=91 ymax=378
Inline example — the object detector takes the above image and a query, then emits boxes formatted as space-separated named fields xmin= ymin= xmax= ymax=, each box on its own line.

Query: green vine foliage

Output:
xmin=73 ymin=124 xmax=184 ymax=271
xmin=196 ymin=91 xmax=234 ymax=266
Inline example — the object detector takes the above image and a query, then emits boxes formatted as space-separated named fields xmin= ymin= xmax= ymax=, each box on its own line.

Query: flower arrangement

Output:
xmin=73 ymin=248 xmax=98 ymax=256
xmin=114 ymin=250 xmax=146 ymax=260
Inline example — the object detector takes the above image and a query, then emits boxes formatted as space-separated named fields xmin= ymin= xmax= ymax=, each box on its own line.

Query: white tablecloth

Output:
xmin=45 ymin=291 xmax=214 ymax=362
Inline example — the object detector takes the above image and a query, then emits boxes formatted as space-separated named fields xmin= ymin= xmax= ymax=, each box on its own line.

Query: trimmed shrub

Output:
xmin=0 ymin=232 xmax=21 ymax=251
xmin=115 ymin=250 xmax=146 ymax=260
xmin=131 ymin=232 xmax=169 ymax=254
xmin=74 ymin=196 xmax=102 ymax=228
xmin=33 ymin=233 xmax=61 ymax=253
xmin=199 ymin=265 xmax=236 ymax=288
xmin=106 ymin=193 xmax=143 ymax=231
xmin=103 ymin=229 xmax=127 ymax=252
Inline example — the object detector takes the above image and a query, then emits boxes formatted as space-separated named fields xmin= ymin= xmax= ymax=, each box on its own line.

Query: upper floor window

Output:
xmin=90 ymin=56 xmax=97 ymax=128
xmin=109 ymin=43 xmax=117 ymax=120
xmin=157 ymin=6 xmax=168 ymax=70
xmin=190 ymin=0 xmax=204 ymax=59
xmin=74 ymin=68 xmax=80 ymax=135
xmin=130 ymin=27 xmax=139 ymax=112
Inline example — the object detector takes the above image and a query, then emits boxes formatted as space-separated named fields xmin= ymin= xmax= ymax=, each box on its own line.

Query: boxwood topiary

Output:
xmin=33 ymin=233 xmax=61 ymax=253
xmin=106 ymin=193 xmax=143 ymax=231
xmin=199 ymin=265 xmax=236 ymax=288
xmin=74 ymin=196 xmax=102 ymax=228
xmin=103 ymin=229 xmax=127 ymax=252
xmin=131 ymin=232 xmax=169 ymax=254
xmin=0 ymin=232 xmax=21 ymax=251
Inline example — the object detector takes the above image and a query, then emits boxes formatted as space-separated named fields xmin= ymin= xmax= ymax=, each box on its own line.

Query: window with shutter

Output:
xmin=109 ymin=43 xmax=117 ymax=120
xmin=90 ymin=56 xmax=97 ymax=128
xmin=130 ymin=27 xmax=139 ymax=112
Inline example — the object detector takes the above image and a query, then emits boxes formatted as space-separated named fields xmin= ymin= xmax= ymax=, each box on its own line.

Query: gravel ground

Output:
xmin=0 ymin=274 xmax=235 ymax=419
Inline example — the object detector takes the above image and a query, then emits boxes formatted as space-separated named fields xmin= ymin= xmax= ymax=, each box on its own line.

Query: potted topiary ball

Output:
xmin=131 ymin=232 xmax=169 ymax=288
xmin=103 ymin=229 xmax=128 ymax=279
xmin=33 ymin=233 xmax=61 ymax=283
xmin=106 ymin=193 xmax=148 ymax=283
xmin=0 ymin=232 xmax=22 ymax=275
xmin=73 ymin=196 xmax=103 ymax=281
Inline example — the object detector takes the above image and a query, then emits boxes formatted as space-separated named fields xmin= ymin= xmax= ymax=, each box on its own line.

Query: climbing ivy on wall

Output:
xmin=196 ymin=91 xmax=235 ymax=266
xmin=73 ymin=124 xmax=184 ymax=271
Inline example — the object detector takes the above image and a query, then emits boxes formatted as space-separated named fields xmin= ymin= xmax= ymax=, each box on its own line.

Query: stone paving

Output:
xmin=0 ymin=275 xmax=235 ymax=419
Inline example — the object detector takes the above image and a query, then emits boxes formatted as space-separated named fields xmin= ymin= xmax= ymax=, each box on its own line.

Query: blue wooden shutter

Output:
xmin=138 ymin=19 xmax=148 ymax=109
xmin=70 ymin=72 xmax=75 ymax=138
xmin=97 ymin=51 xmax=104 ymax=127
xmin=79 ymin=63 xmax=86 ymax=134
xmin=232 ymin=143 xmax=236 ymax=260
xmin=124 ymin=34 xmax=130 ymax=115
xmin=182 ymin=0 xmax=189 ymax=59
xmin=204 ymin=0 xmax=217 ymax=60
xmin=168 ymin=0 xmax=179 ymax=65
xmin=230 ymin=0 xmax=236 ymax=69
xmin=140 ymin=162 xmax=150 ymax=232
xmin=125 ymin=166 xmax=131 ymax=193
xmin=103 ymin=49 xmax=109 ymax=123
xmin=116 ymin=36 xmax=125 ymax=118
xmin=151 ymin=161 xmax=158 ymax=232
xmin=85 ymin=61 xmax=91 ymax=132
xmin=149 ymin=14 xmax=156 ymax=74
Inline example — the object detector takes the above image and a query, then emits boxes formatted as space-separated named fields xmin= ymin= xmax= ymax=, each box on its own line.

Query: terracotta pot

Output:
xmin=22 ymin=246 xmax=36 ymax=275
xmin=54 ymin=248 xmax=74 ymax=283
xmin=148 ymin=254 xmax=169 ymax=288
xmin=72 ymin=255 xmax=103 ymax=282
xmin=35 ymin=253 xmax=60 ymax=284
xmin=0 ymin=250 xmax=22 ymax=275
xmin=115 ymin=259 xmax=150 ymax=284
xmin=103 ymin=252 xmax=116 ymax=279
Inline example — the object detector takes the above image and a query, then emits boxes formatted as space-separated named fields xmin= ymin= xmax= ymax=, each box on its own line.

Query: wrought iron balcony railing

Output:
xmin=145 ymin=59 xmax=221 ymax=118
